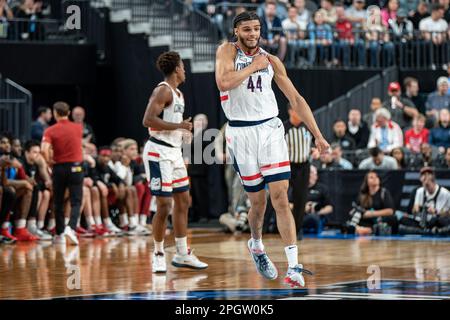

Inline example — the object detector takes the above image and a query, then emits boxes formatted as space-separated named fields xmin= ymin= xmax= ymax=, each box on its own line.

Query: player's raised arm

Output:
xmin=142 ymin=86 xmax=192 ymax=131
xmin=271 ymin=55 xmax=329 ymax=153
xmin=215 ymin=42 xmax=269 ymax=92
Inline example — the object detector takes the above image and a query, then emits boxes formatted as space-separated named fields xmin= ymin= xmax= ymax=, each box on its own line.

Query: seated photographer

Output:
xmin=342 ymin=170 xmax=398 ymax=236
xmin=302 ymin=166 xmax=333 ymax=234
xmin=398 ymin=167 xmax=450 ymax=236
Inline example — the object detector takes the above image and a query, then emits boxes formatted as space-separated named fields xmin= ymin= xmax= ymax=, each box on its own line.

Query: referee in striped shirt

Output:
xmin=284 ymin=103 xmax=313 ymax=240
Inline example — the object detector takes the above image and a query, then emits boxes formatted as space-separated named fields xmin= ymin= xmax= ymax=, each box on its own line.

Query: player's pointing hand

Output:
xmin=179 ymin=117 xmax=193 ymax=131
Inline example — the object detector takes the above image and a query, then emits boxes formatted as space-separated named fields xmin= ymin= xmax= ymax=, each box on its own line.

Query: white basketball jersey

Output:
xmin=148 ymin=81 xmax=184 ymax=148
xmin=220 ymin=44 xmax=279 ymax=121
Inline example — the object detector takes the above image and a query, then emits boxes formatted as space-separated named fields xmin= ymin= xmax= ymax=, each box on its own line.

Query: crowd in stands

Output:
xmin=198 ymin=0 xmax=450 ymax=68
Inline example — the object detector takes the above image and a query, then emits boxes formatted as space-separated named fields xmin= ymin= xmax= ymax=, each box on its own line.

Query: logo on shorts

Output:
xmin=150 ymin=177 xmax=161 ymax=190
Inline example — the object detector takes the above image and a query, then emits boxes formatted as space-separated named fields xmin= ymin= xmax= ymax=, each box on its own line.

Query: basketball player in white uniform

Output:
xmin=142 ymin=51 xmax=208 ymax=273
xmin=215 ymin=12 xmax=329 ymax=287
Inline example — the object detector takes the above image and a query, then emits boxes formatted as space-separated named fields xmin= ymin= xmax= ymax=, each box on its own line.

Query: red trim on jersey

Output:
xmin=260 ymin=161 xmax=291 ymax=171
xmin=234 ymin=43 xmax=261 ymax=57
xmin=241 ymin=172 xmax=263 ymax=181
xmin=220 ymin=95 xmax=229 ymax=101
xmin=147 ymin=152 xmax=160 ymax=158
xmin=172 ymin=176 xmax=189 ymax=184
xmin=162 ymin=182 xmax=172 ymax=187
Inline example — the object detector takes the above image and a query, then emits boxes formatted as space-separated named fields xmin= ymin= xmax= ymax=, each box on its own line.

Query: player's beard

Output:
xmin=238 ymin=35 xmax=259 ymax=51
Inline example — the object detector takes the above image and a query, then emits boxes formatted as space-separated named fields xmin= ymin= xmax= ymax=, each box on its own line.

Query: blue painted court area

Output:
xmin=304 ymin=229 xmax=450 ymax=242
xmin=58 ymin=280 xmax=450 ymax=300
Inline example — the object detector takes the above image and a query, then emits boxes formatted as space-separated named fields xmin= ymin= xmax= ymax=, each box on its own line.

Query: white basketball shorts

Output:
xmin=143 ymin=139 xmax=189 ymax=197
xmin=225 ymin=117 xmax=291 ymax=192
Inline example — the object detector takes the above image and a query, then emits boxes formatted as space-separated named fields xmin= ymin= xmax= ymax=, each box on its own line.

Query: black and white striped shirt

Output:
xmin=284 ymin=121 xmax=312 ymax=164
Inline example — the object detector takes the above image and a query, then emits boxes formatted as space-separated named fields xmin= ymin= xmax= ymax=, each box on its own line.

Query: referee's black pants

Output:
xmin=290 ymin=162 xmax=310 ymax=236
xmin=52 ymin=162 xmax=84 ymax=235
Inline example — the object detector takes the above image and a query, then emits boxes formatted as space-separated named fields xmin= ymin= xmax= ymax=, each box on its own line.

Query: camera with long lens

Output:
xmin=235 ymin=206 xmax=249 ymax=232
xmin=341 ymin=202 xmax=365 ymax=234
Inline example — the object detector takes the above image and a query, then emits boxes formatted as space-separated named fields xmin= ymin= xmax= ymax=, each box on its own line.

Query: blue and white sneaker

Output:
xmin=284 ymin=264 xmax=314 ymax=288
xmin=247 ymin=239 xmax=278 ymax=280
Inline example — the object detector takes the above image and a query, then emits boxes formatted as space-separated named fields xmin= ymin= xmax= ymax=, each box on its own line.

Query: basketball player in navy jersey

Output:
xmin=215 ymin=11 xmax=329 ymax=287
xmin=142 ymin=51 xmax=208 ymax=272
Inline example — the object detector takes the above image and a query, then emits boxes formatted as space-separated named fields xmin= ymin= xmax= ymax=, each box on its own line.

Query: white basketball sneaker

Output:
xmin=284 ymin=264 xmax=313 ymax=288
xmin=152 ymin=251 xmax=167 ymax=273
xmin=64 ymin=226 xmax=79 ymax=246
xmin=171 ymin=249 xmax=208 ymax=270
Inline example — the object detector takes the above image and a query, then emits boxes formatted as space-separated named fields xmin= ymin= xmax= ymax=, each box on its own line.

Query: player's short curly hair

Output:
xmin=156 ymin=51 xmax=181 ymax=76
xmin=232 ymin=11 xmax=260 ymax=28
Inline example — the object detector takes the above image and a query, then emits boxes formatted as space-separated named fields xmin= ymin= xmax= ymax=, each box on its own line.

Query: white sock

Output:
xmin=129 ymin=214 xmax=138 ymax=228
xmin=284 ymin=245 xmax=299 ymax=268
xmin=47 ymin=218 xmax=55 ymax=230
xmin=139 ymin=214 xmax=147 ymax=226
xmin=2 ymin=222 xmax=10 ymax=229
xmin=119 ymin=214 xmax=129 ymax=227
xmin=104 ymin=217 xmax=113 ymax=226
xmin=16 ymin=219 xmax=26 ymax=229
xmin=154 ymin=240 xmax=164 ymax=254
xmin=27 ymin=219 xmax=36 ymax=229
xmin=64 ymin=217 xmax=69 ymax=225
xmin=175 ymin=236 xmax=188 ymax=255
xmin=85 ymin=216 xmax=95 ymax=228
xmin=251 ymin=238 xmax=264 ymax=252
xmin=94 ymin=216 xmax=102 ymax=226
xmin=37 ymin=220 xmax=44 ymax=230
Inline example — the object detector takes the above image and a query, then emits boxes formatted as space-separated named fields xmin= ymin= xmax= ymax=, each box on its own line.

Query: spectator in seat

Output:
xmin=403 ymin=77 xmax=427 ymax=116
xmin=359 ymin=146 xmax=399 ymax=170
xmin=391 ymin=147 xmax=408 ymax=169
xmin=429 ymin=109 xmax=450 ymax=152
xmin=332 ymin=119 xmax=356 ymax=151
xmin=282 ymin=5 xmax=313 ymax=67
xmin=0 ymin=0 xmax=13 ymax=39
xmin=437 ymin=146 xmax=450 ymax=168
xmin=308 ymin=9 xmax=333 ymax=66
xmin=311 ymin=147 xmax=342 ymax=169
xmin=399 ymin=0 xmax=420 ymax=17
xmin=410 ymin=1 xmax=430 ymax=30
xmin=368 ymin=108 xmax=404 ymax=153
xmin=320 ymin=0 xmax=337 ymax=25
xmin=409 ymin=142 xmax=438 ymax=169
xmin=398 ymin=167 xmax=450 ymax=236
xmin=31 ymin=106 xmax=52 ymax=142
xmin=260 ymin=0 xmax=288 ymax=61
xmin=366 ymin=5 xmax=395 ymax=67
xmin=439 ymin=0 xmax=450 ymax=23
xmin=419 ymin=4 xmax=448 ymax=46
xmin=364 ymin=97 xmax=383 ymax=127
xmin=293 ymin=0 xmax=311 ymax=27
xmin=426 ymin=77 xmax=450 ymax=122
xmin=345 ymin=0 xmax=367 ymax=30
xmin=345 ymin=170 xmax=397 ymax=235
xmin=405 ymin=114 xmax=429 ymax=153
xmin=389 ymin=8 xmax=414 ymax=41
xmin=347 ymin=109 xmax=370 ymax=149
xmin=11 ymin=138 xmax=22 ymax=159
xmin=72 ymin=106 xmax=96 ymax=144
xmin=13 ymin=0 xmax=44 ymax=40
xmin=257 ymin=0 xmax=288 ymax=21
xmin=331 ymin=143 xmax=353 ymax=169
xmin=302 ymin=165 xmax=333 ymax=234
xmin=382 ymin=81 xmax=418 ymax=129
xmin=381 ymin=0 xmax=400 ymax=27
xmin=333 ymin=3 xmax=365 ymax=67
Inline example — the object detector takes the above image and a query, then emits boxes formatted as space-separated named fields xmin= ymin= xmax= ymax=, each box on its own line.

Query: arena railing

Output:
xmin=0 ymin=74 xmax=32 ymax=141
xmin=313 ymin=66 xmax=398 ymax=140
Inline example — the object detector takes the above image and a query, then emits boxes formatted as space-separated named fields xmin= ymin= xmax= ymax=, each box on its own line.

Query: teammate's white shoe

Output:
xmin=171 ymin=249 xmax=208 ymax=270
xmin=284 ymin=264 xmax=314 ymax=288
xmin=152 ymin=251 xmax=167 ymax=273
xmin=64 ymin=226 xmax=79 ymax=246
xmin=28 ymin=225 xmax=53 ymax=241
xmin=105 ymin=223 xmax=125 ymax=236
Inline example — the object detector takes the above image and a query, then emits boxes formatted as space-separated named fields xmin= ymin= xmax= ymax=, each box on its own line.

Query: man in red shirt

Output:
xmin=333 ymin=3 xmax=365 ymax=67
xmin=405 ymin=114 xmax=430 ymax=153
xmin=42 ymin=102 xmax=84 ymax=245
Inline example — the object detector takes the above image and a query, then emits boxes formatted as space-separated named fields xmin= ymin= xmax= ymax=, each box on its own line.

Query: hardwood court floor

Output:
xmin=0 ymin=229 xmax=449 ymax=299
